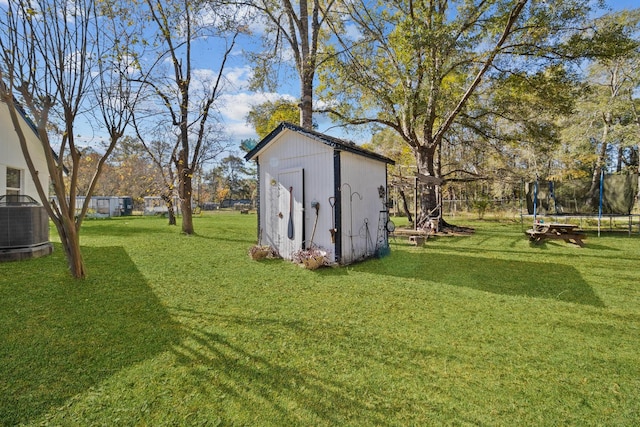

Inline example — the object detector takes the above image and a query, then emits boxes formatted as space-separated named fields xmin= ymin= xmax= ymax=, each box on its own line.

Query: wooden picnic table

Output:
xmin=525 ymin=223 xmax=586 ymax=247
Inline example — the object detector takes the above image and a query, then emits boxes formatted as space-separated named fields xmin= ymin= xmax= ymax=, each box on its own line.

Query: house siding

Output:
xmin=0 ymin=100 xmax=49 ymax=203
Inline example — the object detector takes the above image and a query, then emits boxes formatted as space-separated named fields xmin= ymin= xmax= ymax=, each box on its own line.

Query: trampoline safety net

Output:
xmin=525 ymin=174 xmax=638 ymax=215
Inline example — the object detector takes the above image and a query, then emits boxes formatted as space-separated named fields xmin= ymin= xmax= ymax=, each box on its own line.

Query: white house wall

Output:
xmin=0 ymin=101 xmax=49 ymax=203
xmin=339 ymin=151 xmax=388 ymax=264
xmin=257 ymin=130 xmax=336 ymax=260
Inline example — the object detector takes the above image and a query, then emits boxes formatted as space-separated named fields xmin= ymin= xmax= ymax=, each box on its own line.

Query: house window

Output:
xmin=6 ymin=167 xmax=22 ymax=196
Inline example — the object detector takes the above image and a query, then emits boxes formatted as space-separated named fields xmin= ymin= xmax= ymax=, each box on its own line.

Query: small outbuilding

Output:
xmin=77 ymin=196 xmax=133 ymax=218
xmin=244 ymin=122 xmax=395 ymax=265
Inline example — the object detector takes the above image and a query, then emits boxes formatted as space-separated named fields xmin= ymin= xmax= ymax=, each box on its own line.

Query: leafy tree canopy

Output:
xmin=246 ymin=98 xmax=300 ymax=138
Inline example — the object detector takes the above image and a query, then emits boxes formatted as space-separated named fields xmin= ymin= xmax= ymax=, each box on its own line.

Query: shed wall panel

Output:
xmin=257 ymin=131 xmax=336 ymax=260
xmin=339 ymin=152 xmax=388 ymax=264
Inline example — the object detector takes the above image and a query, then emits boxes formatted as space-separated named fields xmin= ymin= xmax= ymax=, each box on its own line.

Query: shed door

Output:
xmin=274 ymin=169 xmax=304 ymax=259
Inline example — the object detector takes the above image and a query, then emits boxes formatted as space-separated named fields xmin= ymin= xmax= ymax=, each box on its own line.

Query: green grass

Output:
xmin=1 ymin=213 xmax=639 ymax=426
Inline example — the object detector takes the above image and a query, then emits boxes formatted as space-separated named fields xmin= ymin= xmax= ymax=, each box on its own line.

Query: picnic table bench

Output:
xmin=525 ymin=223 xmax=586 ymax=247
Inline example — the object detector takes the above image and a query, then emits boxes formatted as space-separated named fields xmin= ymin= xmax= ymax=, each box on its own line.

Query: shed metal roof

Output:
xmin=244 ymin=122 xmax=396 ymax=165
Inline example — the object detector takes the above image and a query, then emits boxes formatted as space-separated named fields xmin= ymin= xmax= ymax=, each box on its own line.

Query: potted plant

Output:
xmin=249 ymin=244 xmax=277 ymax=260
xmin=292 ymin=246 xmax=330 ymax=270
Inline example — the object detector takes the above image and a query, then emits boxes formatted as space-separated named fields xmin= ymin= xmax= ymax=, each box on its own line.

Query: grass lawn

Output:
xmin=1 ymin=212 xmax=639 ymax=426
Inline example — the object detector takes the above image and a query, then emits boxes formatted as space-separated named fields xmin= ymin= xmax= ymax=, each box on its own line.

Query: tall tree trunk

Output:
xmin=176 ymin=149 xmax=194 ymax=234
xmin=161 ymin=193 xmax=177 ymax=225
xmin=300 ymin=67 xmax=314 ymax=129
xmin=180 ymin=176 xmax=194 ymax=234
xmin=416 ymin=144 xmax=436 ymax=176
xmin=415 ymin=144 xmax=439 ymax=226
xmin=399 ymin=189 xmax=413 ymax=223
xmin=298 ymin=0 xmax=314 ymax=130
xmin=55 ymin=215 xmax=86 ymax=279
xmin=616 ymin=146 xmax=623 ymax=172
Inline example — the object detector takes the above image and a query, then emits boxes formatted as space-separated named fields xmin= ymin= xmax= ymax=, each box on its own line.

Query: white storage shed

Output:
xmin=244 ymin=122 xmax=395 ymax=265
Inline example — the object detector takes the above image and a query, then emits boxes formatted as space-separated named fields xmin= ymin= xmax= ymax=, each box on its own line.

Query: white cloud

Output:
xmin=224 ymin=121 xmax=258 ymax=142
xmin=63 ymin=50 xmax=86 ymax=74
xmin=219 ymin=92 xmax=256 ymax=121
xmin=343 ymin=23 xmax=363 ymax=42
xmin=196 ymin=3 xmax=257 ymax=32
xmin=217 ymin=91 xmax=297 ymax=143
xmin=254 ymin=15 xmax=273 ymax=36
xmin=62 ymin=0 xmax=84 ymax=23
xmin=219 ymin=91 xmax=296 ymax=122
xmin=186 ymin=66 xmax=253 ymax=95
xmin=192 ymin=68 xmax=218 ymax=86
xmin=313 ymin=98 xmax=338 ymax=111
xmin=224 ymin=66 xmax=253 ymax=91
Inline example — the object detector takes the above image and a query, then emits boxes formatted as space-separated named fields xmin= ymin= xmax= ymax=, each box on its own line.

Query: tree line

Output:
xmin=1 ymin=0 xmax=638 ymax=277
xmin=67 ymin=138 xmax=256 ymax=213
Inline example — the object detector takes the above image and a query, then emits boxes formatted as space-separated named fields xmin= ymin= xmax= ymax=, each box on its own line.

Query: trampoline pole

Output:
xmin=598 ymin=169 xmax=604 ymax=237
xmin=414 ymin=177 xmax=418 ymax=231
xmin=520 ymin=178 xmax=524 ymax=231
xmin=533 ymin=180 xmax=537 ymax=222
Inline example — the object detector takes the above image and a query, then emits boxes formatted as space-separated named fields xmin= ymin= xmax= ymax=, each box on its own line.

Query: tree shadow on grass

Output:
xmin=0 ymin=245 xmax=182 ymax=426
xmin=328 ymin=251 xmax=604 ymax=307
xmin=168 ymin=308 xmax=396 ymax=426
